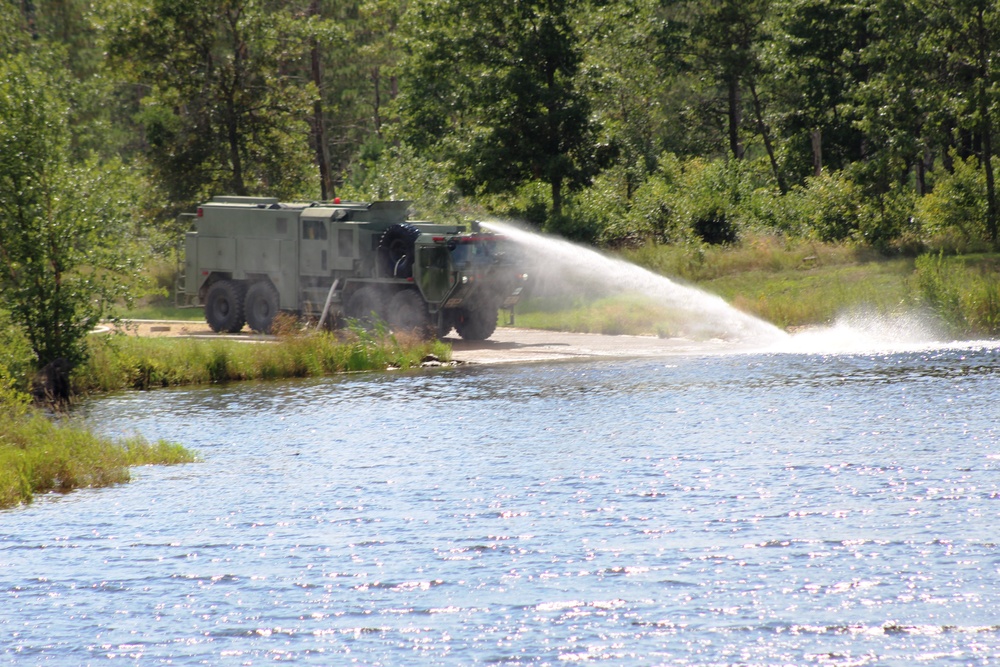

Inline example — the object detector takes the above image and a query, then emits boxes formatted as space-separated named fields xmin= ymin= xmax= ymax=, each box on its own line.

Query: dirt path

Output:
xmin=112 ymin=319 xmax=759 ymax=364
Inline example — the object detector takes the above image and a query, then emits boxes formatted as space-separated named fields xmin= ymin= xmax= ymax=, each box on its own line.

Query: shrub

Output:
xmin=0 ymin=308 xmax=34 ymax=395
xmin=915 ymin=154 xmax=990 ymax=252
xmin=790 ymin=170 xmax=862 ymax=242
xmin=913 ymin=252 xmax=1000 ymax=336
xmin=560 ymin=167 xmax=631 ymax=245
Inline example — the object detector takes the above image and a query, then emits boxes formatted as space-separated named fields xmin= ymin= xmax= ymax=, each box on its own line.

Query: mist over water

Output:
xmin=486 ymin=220 xmax=972 ymax=356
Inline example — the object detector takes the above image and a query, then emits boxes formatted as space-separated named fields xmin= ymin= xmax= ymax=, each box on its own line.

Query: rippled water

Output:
xmin=4 ymin=344 xmax=1000 ymax=665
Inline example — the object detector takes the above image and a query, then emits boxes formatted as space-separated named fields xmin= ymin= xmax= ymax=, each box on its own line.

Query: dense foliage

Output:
xmin=4 ymin=0 xmax=1000 ymax=383
xmin=0 ymin=53 xmax=144 ymax=376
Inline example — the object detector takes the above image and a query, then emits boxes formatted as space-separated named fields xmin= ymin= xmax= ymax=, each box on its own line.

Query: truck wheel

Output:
xmin=245 ymin=281 xmax=280 ymax=334
xmin=344 ymin=285 xmax=386 ymax=327
xmin=387 ymin=288 xmax=431 ymax=336
xmin=378 ymin=223 xmax=420 ymax=278
xmin=205 ymin=280 xmax=246 ymax=333
xmin=455 ymin=304 xmax=498 ymax=341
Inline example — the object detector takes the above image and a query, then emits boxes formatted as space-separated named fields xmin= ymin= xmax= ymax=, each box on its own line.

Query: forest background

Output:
xmin=4 ymin=0 xmax=1000 ymax=384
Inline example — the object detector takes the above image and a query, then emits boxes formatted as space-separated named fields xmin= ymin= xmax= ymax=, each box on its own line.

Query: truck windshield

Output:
xmin=449 ymin=239 xmax=497 ymax=267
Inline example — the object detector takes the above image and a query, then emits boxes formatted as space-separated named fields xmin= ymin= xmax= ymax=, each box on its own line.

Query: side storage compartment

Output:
xmin=183 ymin=231 xmax=200 ymax=299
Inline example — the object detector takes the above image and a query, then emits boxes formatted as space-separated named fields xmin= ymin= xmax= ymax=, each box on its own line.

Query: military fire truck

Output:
xmin=179 ymin=197 xmax=527 ymax=339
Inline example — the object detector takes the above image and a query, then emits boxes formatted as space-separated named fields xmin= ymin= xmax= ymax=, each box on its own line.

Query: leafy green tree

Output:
xmin=580 ymin=0 xmax=670 ymax=199
xmin=769 ymin=0 xmax=870 ymax=180
xmin=0 ymin=54 xmax=143 ymax=373
xmin=398 ymin=0 xmax=603 ymax=218
xmin=303 ymin=0 xmax=407 ymax=197
xmin=918 ymin=0 xmax=1000 ymax=244
xmin=108 ymin=0 xmax=316 ymax=208
xmin=684 ymin=0 xmax=772 ymax=162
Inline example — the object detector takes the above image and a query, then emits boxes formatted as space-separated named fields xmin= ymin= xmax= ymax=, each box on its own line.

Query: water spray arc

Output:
xmin=484 ymin=220 xmax=788 ymax=345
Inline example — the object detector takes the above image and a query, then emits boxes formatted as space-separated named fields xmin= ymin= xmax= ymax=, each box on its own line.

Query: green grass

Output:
xmin=701 ymin=259 xmax=916 ymax=329
xmin=77 ymin=325 xmax=453 ymax=393
xmin=514 ymin=294 xmax=681 ymax=337
xmin=110 ymin=303 xmax=205 ymax=321
xmin=0 ymin=401 xmax=197 ymax=509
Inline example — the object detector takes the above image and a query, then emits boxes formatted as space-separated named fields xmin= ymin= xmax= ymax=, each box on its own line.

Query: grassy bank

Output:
xmin=1 ymin=322 xmax=448 ymax=509
xmin=0 ymin=396 xmax=197 ymax=509
xmin=77 ymin=325 xmax=453 ymax=393
xmin=514 ymin=237 xmax=1000 ymax=338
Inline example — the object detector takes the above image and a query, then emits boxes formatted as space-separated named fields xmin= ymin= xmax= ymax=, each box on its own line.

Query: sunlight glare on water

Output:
xmin=3 ymin=345 xmax=1000 ymax=665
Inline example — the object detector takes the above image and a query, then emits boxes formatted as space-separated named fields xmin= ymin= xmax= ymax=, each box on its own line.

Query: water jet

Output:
xmin=485 ymin=220 xmax=788 ymax=345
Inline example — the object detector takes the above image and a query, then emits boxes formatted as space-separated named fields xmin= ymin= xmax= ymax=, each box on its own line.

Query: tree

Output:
xmin=769 ymin=0 xmax=870 ymax=180
xmin=108 ymin=0 xmax=316 ymax=208
xmin=303 ymin=0 xmax=408 ymax=196
xmin=398 ymin=0 xmax=603 ymax=218
xmin=0 ymin=54 xmax=143 ymax=377
xmin=919 ymin=0 xmax=1000 ymax=244
xmin=580 ymin=0 xmax=671 ymax=199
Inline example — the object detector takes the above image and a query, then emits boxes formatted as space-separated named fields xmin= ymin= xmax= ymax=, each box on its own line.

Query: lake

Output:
xmin=3 ymin=343 xmax=1000 ymax=665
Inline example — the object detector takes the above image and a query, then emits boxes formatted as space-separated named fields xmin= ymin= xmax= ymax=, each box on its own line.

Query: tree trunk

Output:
xmin=311 ymin=68 xmax=333 ymax=200
xmin=551 ymin=177 xmax=563 ymax=217
xmin=748 ymin=80 xmax=786 ymax=193
xmin=811 ymin=129 xmax=823 ymax=177
xmin=981 ymin=105 xmax=997 ymax=244
xmin=226 ymin=98 xmax=246 ymax=195
xmin=310 ymin=0 xmax=333 ymax=200
xmin=727 ymin=75 xmax=743 ymax=159
xmin=372 ymin=66 xmax=382 ymax=137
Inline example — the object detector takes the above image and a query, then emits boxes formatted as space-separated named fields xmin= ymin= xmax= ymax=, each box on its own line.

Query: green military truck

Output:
xmin=179 ymin=196 xmax=527 ymax=339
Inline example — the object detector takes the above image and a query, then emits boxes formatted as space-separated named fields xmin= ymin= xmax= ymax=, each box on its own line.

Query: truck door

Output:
xmin=417 ymin=245 xmax=455 ymax=304
xmin=300 ymin=218 xmax=329 ymax=276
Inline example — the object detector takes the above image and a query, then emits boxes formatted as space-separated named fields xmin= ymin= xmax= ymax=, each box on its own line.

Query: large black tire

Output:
xmin=387 ymin=288 xmax=432 ymax=336
xmin=344 ymin=285 xmax=387 ymax=327
xmin=245 ymin=281 xmax=280 ymax=334
xmin=378 ymin=223 xmax=421 ymax=278
xmin=454 ymin=304 xmax=498 ymax=341
xmin=204 ymin=280 xmax=246 ymax=334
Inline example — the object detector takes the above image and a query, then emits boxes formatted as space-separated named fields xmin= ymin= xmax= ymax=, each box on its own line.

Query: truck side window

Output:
xmin=303 ymin=220 xmax=327 ymax=240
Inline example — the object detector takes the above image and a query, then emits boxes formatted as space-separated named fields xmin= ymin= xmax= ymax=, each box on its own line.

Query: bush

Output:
xmin=619 ymin=168 xmax=687 ymax=245
xmin=858 ymin=184 xmax=919 ymax=254
xmin=790 ymin=170 xmax=862 ymax=242
xmin=560 ymin=167 xmax=630 ymax=245
xmin=915 ymin=154 xmax=991 ymax=252
xmin=338 ymin=141 xmax=465 ymax=223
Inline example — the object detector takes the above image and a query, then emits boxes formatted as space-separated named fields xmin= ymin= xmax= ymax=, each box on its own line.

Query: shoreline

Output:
xmin=112 ymin=319 xmax=769 ymax=365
